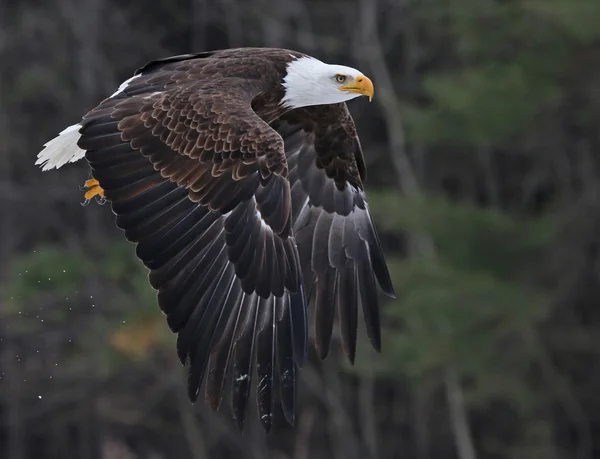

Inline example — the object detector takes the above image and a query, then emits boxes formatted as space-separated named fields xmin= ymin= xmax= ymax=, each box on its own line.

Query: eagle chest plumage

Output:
xmin=35 ymin=47 xmax=395 ymax=433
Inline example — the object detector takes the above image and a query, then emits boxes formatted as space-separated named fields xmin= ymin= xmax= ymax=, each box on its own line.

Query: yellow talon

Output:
xmin=80 ymin=177 xmax=106 ymax=206
xmin=84 ymin=186 xmax=104 ymax=201
xmin=84 ymin=178 xmax=100 ymax=188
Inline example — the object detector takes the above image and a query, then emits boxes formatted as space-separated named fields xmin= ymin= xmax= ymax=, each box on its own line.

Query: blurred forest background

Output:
xmin=2 ymin=0 xmax=600 ymax=458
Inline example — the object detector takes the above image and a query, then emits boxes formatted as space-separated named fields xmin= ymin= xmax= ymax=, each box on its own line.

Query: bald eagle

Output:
xmin=35 ymin=47 xmax=395 ymax=432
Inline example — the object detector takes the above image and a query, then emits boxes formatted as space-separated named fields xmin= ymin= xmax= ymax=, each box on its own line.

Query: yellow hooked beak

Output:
xmin=339 ymin=75 xmax=374 ymax=101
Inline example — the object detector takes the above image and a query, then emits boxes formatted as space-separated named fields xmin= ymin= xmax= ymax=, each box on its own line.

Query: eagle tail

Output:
xmin=35 ymin=123 xmax=86 ymax=171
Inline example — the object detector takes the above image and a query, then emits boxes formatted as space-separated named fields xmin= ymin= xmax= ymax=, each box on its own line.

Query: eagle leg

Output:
xmin=79 ymin=178 xmax=106 ymax=206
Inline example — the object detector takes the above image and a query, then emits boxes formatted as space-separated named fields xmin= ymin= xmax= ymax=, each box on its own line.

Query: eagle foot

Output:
xmin=80 ymin=178 xmax=106 ymax=206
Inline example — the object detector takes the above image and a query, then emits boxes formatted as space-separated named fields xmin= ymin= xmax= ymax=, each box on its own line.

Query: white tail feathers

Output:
xmin=35 ymin=124 xmax=86 ymax=171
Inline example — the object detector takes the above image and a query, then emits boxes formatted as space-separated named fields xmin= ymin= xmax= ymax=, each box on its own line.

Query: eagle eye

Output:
xmin=335 ymin=74 xmax=347 ymax=84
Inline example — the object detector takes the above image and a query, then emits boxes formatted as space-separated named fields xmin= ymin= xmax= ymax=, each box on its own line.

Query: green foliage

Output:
xmin=3 ymin=242 xmax=155 ymax=312
xmin=524 ymin=0 xmax=600 ymax=43
xmin=403 ymin=0 xmax=600 ymax=146
xmin=1 ymin=241 xmax=169 ymax=366
xmin=369 ymin=191 xmax=557 ymax=279
xmin=371 ymin=257 xmax=548 ymax=378
xmin=353 ymin=191 xmax=555 ymax=436
xmin=405 ymin=63 xmax=562 ymax=144
xmin=3 ymin=245 xmax=95 ymax=304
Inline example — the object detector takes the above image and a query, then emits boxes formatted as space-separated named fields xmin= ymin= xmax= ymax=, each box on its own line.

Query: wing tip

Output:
xmin=204 ymin=393 xmax=221 ymax=412
xmin=383 ymin=286 xmax=397 ymax=300
xmin=370 ymin=338 xmax=382 ymax=354
xmin=374 ymin=258 xmax=396 ymax=298
xmin=260 ymin=415 xmax=273 ymax=434
xmin=233 ymin=415 xmax=247 ymax=433
xmin=281 ymin=402 xmax=296 ymax=427
xmin=342 ymin=344 xmax=357 ymax=365
xmin=187 ymin=381 xmax=200 ymax=403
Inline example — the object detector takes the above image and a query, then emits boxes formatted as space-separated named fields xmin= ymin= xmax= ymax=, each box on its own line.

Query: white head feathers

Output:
xmin=281 ymin=56 xmax=373 ymax=109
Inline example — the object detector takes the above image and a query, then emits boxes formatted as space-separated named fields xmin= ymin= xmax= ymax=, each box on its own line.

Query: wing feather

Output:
xmin=275 ymin=294 xmax=296 ymax=424
xmin=204 ymin=279 xmax=244 ymax=411
xmin=276 ymin=104 xmax=395 ymax=363
xmin=255 ymin=295 xmax=276 ymax=431
xmin=231 ymin=293 xmax=259 ymax=431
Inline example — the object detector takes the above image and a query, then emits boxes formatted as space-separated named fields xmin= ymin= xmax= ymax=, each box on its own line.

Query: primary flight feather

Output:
xmin=35 ymin=47 xmax=395 ymax=432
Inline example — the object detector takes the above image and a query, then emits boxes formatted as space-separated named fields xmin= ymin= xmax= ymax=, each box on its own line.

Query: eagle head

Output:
xmin=281 ymin=56 xmax=374 ymax=109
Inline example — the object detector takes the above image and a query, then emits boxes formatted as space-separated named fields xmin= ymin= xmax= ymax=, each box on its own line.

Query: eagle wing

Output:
xmin=79 ymin=65 xmax=307 ymax=432
xmin=274 ymin=104 xmax=396 ymax=363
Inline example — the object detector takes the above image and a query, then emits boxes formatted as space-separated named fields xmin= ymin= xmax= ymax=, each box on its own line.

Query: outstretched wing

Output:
xmin=79 ymin=63 xmax=307 ymax=432
xmin=274 ymin=104 xmax=396 ymax=364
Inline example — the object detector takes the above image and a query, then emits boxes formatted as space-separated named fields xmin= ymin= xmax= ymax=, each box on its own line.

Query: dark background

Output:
xmin=2 ymin=0 xmax=600 ymax=458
